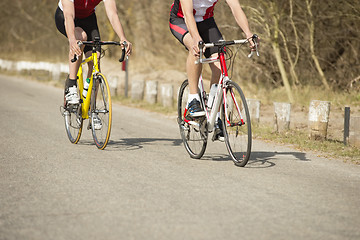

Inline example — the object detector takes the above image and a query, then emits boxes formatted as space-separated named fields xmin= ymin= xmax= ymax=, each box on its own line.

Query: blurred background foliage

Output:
xmin=0 ymin=0 xmax=359 ymax=102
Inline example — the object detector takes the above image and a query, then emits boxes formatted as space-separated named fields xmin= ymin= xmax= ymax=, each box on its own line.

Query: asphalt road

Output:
xmin=0 ymin=74 xmax=359 ymax=240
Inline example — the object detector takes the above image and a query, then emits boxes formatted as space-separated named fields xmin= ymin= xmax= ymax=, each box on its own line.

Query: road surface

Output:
xmin=0 ymin=74 xmax=359 ymax=240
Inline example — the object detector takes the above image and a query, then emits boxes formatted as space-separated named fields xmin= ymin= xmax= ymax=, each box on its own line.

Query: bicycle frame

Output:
xmin=77 ymin=51 xmax=99 ymax=119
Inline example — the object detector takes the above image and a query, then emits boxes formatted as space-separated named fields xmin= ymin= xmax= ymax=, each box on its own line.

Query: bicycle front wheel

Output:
xmin=177 ymin=80 xmax=207 ymax=159
xmin=221 ymin=81 xmax=252 ymax=167
xmin=91 ymin=73 xmax=112 ymax=150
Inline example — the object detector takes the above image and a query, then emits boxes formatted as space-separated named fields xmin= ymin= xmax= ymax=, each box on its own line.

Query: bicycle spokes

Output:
xmin=91 ymin=73 xmax=112 ymax=150
xmin=222 ymin=82 xmax=251 ymax=167
xmin=62 ymin=103 xmax=83 ymax=144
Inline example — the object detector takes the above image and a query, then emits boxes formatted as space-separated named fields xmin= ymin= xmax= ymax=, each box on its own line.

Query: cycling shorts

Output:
xmin=169 ymin=16 xmax=223 ymax=58
xmin=55 ymin=7 xmax=101 ymax=53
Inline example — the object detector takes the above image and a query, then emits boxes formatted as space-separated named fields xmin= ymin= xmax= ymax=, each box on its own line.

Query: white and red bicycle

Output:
xmin=177 ymin=35 xmax=259 ymax=167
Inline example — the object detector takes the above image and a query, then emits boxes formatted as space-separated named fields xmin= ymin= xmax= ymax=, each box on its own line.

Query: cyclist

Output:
xmin=55 ymin=0 xmax=132 ymax=106
xmin=169 ymin=0 xmax=256 ymax=118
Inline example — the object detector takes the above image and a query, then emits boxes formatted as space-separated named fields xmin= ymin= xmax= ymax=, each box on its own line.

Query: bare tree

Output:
xmin=305 ymin=0 xmax=330 ymax=90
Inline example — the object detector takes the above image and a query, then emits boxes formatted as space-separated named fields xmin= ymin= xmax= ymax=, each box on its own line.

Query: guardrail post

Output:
xmin=344 ymin=107 xmax=350 ymax=145
xmin=349 ymin=116 xmax=360 ymax=148
xmin=308 ymin=100 xmax=331 ymax=140
xmin=108 ymin=75 xmax=119 ymax=96
xmin=273 ymin=102 xmax=291 ymax=133
xmin=145 ymin=80 xmax=158 ymax=104
xmin=131 ymin=79 xmax=145 ymax=101
xmin=247 ymin=99 xmax=261 ymax=123
xmin=122 ymin=57 xmax=129 ymax=97
xmin=160 ymin=83 xmax=174 ymax=107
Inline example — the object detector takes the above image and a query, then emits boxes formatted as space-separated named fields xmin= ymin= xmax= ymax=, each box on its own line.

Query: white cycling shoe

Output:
xmin=65 ymin=86 xmax=80 ymax=105
xmin=92 ymin=114 xmax=102 ymax=130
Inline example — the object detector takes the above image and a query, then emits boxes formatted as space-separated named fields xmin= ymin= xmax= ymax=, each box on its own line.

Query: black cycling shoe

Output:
xmin=212 ymin=118 xmax=225 ymax=142
xmin=188 ymin=98 xmax=206 ymax=117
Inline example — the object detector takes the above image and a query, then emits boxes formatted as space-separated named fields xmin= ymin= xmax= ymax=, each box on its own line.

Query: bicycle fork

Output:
xmin=222 ymin=80 xmax=245 ymax=127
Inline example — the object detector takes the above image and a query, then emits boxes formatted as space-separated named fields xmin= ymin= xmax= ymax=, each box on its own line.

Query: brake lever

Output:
xmin=195 ymin=41 xmax=205 ymax=64
xmin=119 ymin=41 xmax=127 ymax=62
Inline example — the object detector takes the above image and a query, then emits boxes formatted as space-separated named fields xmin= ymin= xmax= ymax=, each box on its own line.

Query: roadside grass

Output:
xmin=242 ymin=82 xmax=360 ymax=110
xmin=112 ymin=95 xmax=177 ymax=115
xmin=252 ymin=123 xmax=360 ymax=165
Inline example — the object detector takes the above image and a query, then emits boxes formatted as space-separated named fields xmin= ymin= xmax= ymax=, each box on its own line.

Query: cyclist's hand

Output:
xmin=191 ymin=37 xmax=203 ymax=57
xmin=248 ymin=34 xmax=260 ymax=52
xmin=69 ymin=38 xmax=82 ymax=57
xmin=122 ymin=39 xmax=132 ymax=56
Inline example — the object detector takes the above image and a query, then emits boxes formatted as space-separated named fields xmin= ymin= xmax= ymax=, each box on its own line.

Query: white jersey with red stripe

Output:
xmin=171 ymin=0 xmax=219 ymax=22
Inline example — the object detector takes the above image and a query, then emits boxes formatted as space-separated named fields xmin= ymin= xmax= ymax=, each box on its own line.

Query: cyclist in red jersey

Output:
xmin=55 ymin=0 xmax=132 ymax=105
xmin=170 ymin=0 xmax=256 ymax=117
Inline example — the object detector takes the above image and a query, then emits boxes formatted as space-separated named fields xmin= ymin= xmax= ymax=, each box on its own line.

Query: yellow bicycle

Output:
xmin=60 ymin=37 xmax=126 ymax=150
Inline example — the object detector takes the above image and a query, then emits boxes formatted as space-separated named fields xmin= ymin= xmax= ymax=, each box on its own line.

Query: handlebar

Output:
xmin=197 ymin=34 xmax=259 ymax=64
xmin=70 ymin=39 xmax=128 ymax=63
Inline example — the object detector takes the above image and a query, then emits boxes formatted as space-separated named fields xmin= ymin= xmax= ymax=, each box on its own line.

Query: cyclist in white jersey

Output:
xmin=170 ymin=0 xmax=256 ymax=117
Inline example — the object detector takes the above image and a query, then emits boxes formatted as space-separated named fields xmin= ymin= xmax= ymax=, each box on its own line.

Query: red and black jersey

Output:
xmin=170 ymin=0 xmax=219 ymax=22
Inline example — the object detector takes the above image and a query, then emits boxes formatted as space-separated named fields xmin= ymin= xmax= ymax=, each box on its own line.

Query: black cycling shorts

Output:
xmin=169 ymin=17 xmax=223 ymax=58
xmin=55 ymin=7 xmax=101 ymax=53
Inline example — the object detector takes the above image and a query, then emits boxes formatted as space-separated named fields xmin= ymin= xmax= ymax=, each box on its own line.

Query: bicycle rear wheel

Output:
xmin=91 ymin=73 xmax=112 ymax=150
xmin=221 ymin=81 xmax=251 ymax=167
xmin=63 ymin=103 xmax=83 ymax=144
xmin=177 ymin=80 xmax=207 ymax=159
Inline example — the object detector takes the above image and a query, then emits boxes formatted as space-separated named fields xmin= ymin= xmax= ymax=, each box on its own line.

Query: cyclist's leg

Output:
xmin=200 ymin=17 xmax=223 ymax=87
xmin=183 ymin=34 xmax=202 ymax=95
xmin=68 ymin=27 xmax=87 ymax=79
xmin=55 ymin=7 xmax=86 ymax=104
xmin=209 ymin=58 xmax=221 ymax=85
xmin=57 ymin=19 xmax=87 ymax=103
xmin=170 ymin=16 xmax=204 ymax=116
xmin=183 ymin=35 xmax=206 ymax=116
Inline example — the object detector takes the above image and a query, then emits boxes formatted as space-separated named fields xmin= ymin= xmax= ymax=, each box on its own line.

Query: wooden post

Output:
xmin=247 ymin=99 xmax=261 ymax=123
xmin=308 ymin=100 xmax=331 ymax=140
xmin=273 ymin=102 xmax=291 ymax=133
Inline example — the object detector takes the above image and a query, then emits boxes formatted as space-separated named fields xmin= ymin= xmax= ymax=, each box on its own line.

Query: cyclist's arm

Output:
xmin=62 ymin=0 xmax=82 ymax=56
xmin=103 ymin=0 xmax=132 ymax=55
xmin=180 ymin=0 xmax=202 ymax=56
xmin=225 ymin=0 xmax=254 ymax=44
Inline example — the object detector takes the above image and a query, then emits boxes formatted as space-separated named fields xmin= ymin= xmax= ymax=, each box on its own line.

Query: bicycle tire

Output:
xmin=177 ymin=80 xmax=207 ymax=159
xmin=91 ymin=73 xmax=112 ymax=150
xmin=63 ymin=101 xmax=83 ymax=144
xmin=221 ymin=81 xmax=252 ymax=167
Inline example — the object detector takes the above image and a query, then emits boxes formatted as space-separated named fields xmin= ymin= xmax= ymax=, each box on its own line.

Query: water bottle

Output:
xmin=207 ymin=84 xmax=218 ymax=109
xmin=82 ymin=78 xmax=90 ymax=98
